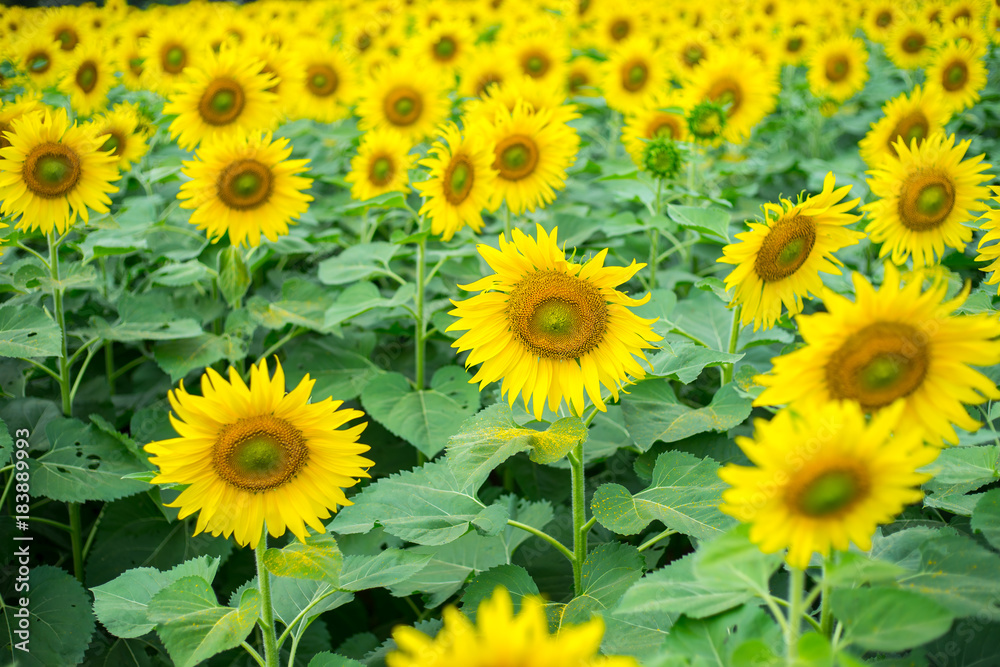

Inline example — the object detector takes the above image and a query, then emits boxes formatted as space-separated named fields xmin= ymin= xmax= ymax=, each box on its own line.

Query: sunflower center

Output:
xmin=384 ymin=87 xmax=423 ymax=126
xmin=902 ymin=32 xmax=926 ymax=53
xmin=434 ymin=36 xmax=456 ymax=60
xmin=943 ymin=61 xmax=969 ymax=90
xmin=212 ymin=415 xmax=309 ymax=492
xmin=475 ymin=73 xmax=503 ymax=96
xmin=707 ymin=78 xmax=743 ymax=116
xmin=369 ymin=155 xmax=394 ymax=186
xmin=610 ymin=19 xmax=630 ymax=41
xmin=569 ymin=72 xmax=588 ymax=93
xmin=888 ymin=112 xmax=928 ymax=156
xmin=100 ymin=131 xmax=126 ymax=156
xmin=306 ymin=65 xmax=339 ymax=96
xmin=621 ymin=60 xmax=649 ymax=92
xmin=444 ymin=155 xmax=474 ymax=205
xmin=753 ymin=214 xmax=816 ymax=281
xmin=793 ymin=468 xmax=868 ymax=517
xmin=129 ymin=56 xmax=144 ymax=77
xmin=163 ymin=45 xmax=187 ymax=74
xmin=27 ymin=51 xmax=50 ymax=74
xmin=507 ymin=270 xmax=609 ymax=360
xmin=787 ymin=37 xmax=803 ymax=53
xmin=198 ymin=78 xmax=246 ymax=125
xmin=825 ymin=55 xmax=850 ymax=82
xmin=826 ymin=321 xmax=929 ymax=411
xmin=876 ymin=11 xmax=892 ymax=27
xmin=57 ymin=28 xmax=78 ymax=50
xmin=522 ymin=51 xmax=550 ymax=78
xmin=494 ymin=135 xmax=539 ymax=181
xmin=76 ymin=61 xmax=98 ymax=92
xmin=24 ymin=143 xmax=81 ymax=198
xmin=648 ymin=116 xmax=679 ymax=139
xmin=688 ymin=102 xmax=727 ymax=139
xmin=218 ymin=159 xmax=273 ymax=210
xmin=898 ymin=171 xmax=955 ymax=231
xmin=260 ymin=64 xmax=280 ymax=93
xmin=684 ymin=45 xmax=705 ymax=66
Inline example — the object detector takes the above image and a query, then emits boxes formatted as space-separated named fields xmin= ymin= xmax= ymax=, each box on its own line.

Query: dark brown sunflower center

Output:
xmin=56 ymin=27 xmax=78 ymax=50
xmin=507 ymin=270 xmax=609 ymax=360
xmin=218 ymin=159 xmax=273 ymax=210
xmin=493 ymin=134 xmax=539 ymax=181
xmin=162 ymin=44 xmax=187 ymax=74
xmin=198 ymin=78 xmax=246 ymax=125
xmin=888 ymin=111 xmax=928 ymax=156
xmin=522 ymin=50 xmax=550 ymax=78
xmin=876 ymin=11 xmax=893 ymax=27
xmin=306 ymin=64 xmax=339 ymax=96
xmin=212 ymin=414 xmax=308 ymax=492
xmin=475 ymin=72 xmax=503 ymax=96
xmin=568 ymin=72 xmax=588 ymax=93
xmin=129 ymin=56 xmax=144 ymax=77
xmin=902 ymin=32 xmax=926 ymax=53
xmin=898 ymin=170 xmax=955 ymax=231
xmin=825 ymin=321 xmax=929 ymax=411
xmin=433 ymin=36 xmax=457 ymax=60
xmin=943 ymin=60 xmax=969 ymax=90
xmin=24 ymin=143 xmax=81 ymax=198
xmin=753 ymin=214 xmax=817 ymax=281
xmin=790 ymin=467 xmax=870 ymax=518
xmin=621 ymin=60 xmax=649 ymax=92
xmin=27 ymin=50 xmax=51 ymax=74
xmin=368 ymin=155 xmax=394 ymax=186
xmin=444 ymin=155 xmax=474 ymax=205
xmin=825 ymin=55 xmax=850 ymax=82
xmin=786 ymin=37 xmax=804 ymax=53
xmin=708 ymin=78 xmax=743 ymax=116
xmin=384 ymin=86 xmax=423 ymax=126
xmin=610 ymin=19 xmax=630 ymax=41
xmin=76 ymin=61 xmax=98 ymax=93
xmin=684 ymin=44 xmax=705 ymax=66
xmin=99 ymin=130 xmax=126 ymax=156
xmin=648 ymin=115 xmax=680 ymax=140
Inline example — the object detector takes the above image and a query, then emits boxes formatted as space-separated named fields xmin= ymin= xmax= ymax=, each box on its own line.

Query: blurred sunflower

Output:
xmin=862 ymin=0 xmax=900 ymax=41
xmin=591 ymin=6 xmax=641 ymax=51
xmin=356 ymin=60 xmax=450 ymax=144
xmin=600 ymin=37 xmax=669 ymax=114
xmin=939 ymin=16 xmax=990 ymax=51
xmin=863 ymin=132 xmax=992 ymax=267
xmin=976 ymin=187 xmax=1000 ymax=290
xmin=344 ymin=128 xmax=415 ymax=203
xmin=486 ymin=101 xmax=580 ymax=215
xmin=89 ymin=102 xmax=151 ymax=172
xmin=565 ymin=57 xmax=601 ymax=97
xmin=457 ymin=45 xmax=516 ymax=100
xmin=416 ymin=122 xmax=498 ymax=242
xmin=140 ymin=28 xmax=202 ymax=94
xmin=720 ymin=400 xmax=937 ymax=569
xmin=387 ymin=587 xmax=638 ymax=667
xmin=924 ymin=39 xmax=988 ymax=113
xmin=38 ymin=6 xmax=90 ymax=53
xmin=404 ymin=16 xmax=475 ymax=76
xmin=164 ymin=46 xmax=279 ymax=151
xmin=464 ymin=75 xmax=579 ymax=127
xmin=58 ymin=42 xmax=116 ymax=117
xmin=884 ymin=17 xmax=937 ymax=70
xmin=719 ymin=172 xmax=864 ymax=331
xmin=806 ymin=35 xmax=869 ymax=103
xmin=241 ymin=37 xmax=301 ymax=118
xmin=449 ymin=225 xmax=661 ymax=419
xmin=14 ymin=32 xmax=63 ymax=89
xmin=685 ymin=48 xmax=779 ymax=145
xmin=178 ymin=132 xmax=313 ymax=247
xmin=286 ymin=42 xmax=357 ymax=124
xmin=0 ymin=94 xmax=41 ymax=150
xmin=858 ymin=85 xmax=950 ymax=168
xmin=0 ymin=107 xmax=118 ymax=236
xmin=668 ymin=32 xmax=715 ymax=74
xmin=506 ymin=31 xmax=570 ymax=87
xmin=756 ymin=263 xmax=1000 ymax=446
xmin=777 ymin=26 xmax=813 ymax=66
xmin=145 ymin=358 xmax=373 ymax=549
xmin=621 ymin=91 xmax=691 ymax=166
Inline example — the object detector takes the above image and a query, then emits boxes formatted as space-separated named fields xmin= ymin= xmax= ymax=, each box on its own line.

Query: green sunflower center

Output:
xmin=523 ymin=51 xmax=550 ymax=78
xmin=876 ymin=11 xmax=893 ymax=27
xmin=507 ymin=270 xmax=609 ymax=360
xmin=198 ymin=78 xmax=246 ymax=125
xmin=164 ymin=45 xmax=187 ymax=73
xmin=825 ymin=55 xmax=850 ymax=82
xmin=99 ymin=131 xmax=124 ymax=156
xmin=384 ymin=86 xmax=423 ymax=126
xmin=708 ymin=78 xmax=743 ymax=116
xmin=753 ymin=214 xmax=817 ymax=282
xmin=684 ymin=45 xmax=705 ymax=66
xmin=57 ymin=28 xmax=78 ymax=50
xmin=24 ymin=143 xmax=81 ymax=198
xmin=622 ymin=61 xmax=649 ymax=92
xmin=943 ymin=61 xmax=969 ymax=91
xmin=787 ymin=37 xmax=803 ymax=53
xmin=898 ymin=171 xmax=955 ymax=231
xmin=218 ymin=159 xmax=273 ymax=210
xmin=306 ymin=64 xmax=339 ymax=97
xmin=795 ymin=469 xmax=867 ymax=517
xmin=888 ymin=112 xmax=929 ymax=156
xmin=76 ymin=62 xmax=98 ymax=93
xmin=826 ymin=321 xmax=929 ymax=411
xmin=610 ymin=19 xmax=630 ymax=41
xmin=213 ymin=415 xmax=309 ymax=492
xmin=902 ymin=32 xmax=926 ymax=53
xmin=434 ymin=36 xmax=456 ymax=60
xmin=27 ymin=51 xmax=50 ymax=74
xmin=444 ymin=156 xmax=474 ymax=205
xmin=494 ymin=135 xmax=539 ymax=181
xmin=688 ymin=101 xmax=727 ymax=140
xmin=369 ymin=155 xmax=394 ymax=186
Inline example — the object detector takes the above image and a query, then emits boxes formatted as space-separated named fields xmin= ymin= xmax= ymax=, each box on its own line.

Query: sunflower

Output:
xmin=140 ymin=28 xmax=202 ymax=94
xmin=621 ymin=91 xmax=691 ymax=166
xmin=600 ymin=37 xmax=669 ymax=115
xmin=464 ymin=75 xmax=580 ymax=128
xmin=720 ymin=400 xmax=937 ymax=568
xmin=0 ymin=94 xmax=41 ymax=151
xmin=806 ymin=35 xmax=869 ymax=103
xmin=286 ymin=41 xmax=357 ymax=124
xmin=864 ymin=132 xmax=992 ymax=268
xmin=57 ymin=42 xmax=116 ymax=117
xmin=862 ymin=0 xmax=900 ymax=41
xmin=356 ymin=60 xmax=450 ymax=144
xmin=116 ymin=37 xmax=147 ymax=91
xmin=458 ymin=45 xmax=516 ymax=100
xmin=485 ymin=101 xmax=580 ymax=215
xmin=14 ymin=32 xmax=63 ymax=89
xmin=178 ymin=132 xmax=313 ymax=248
xmin=975 ymin=187 xmax=1000 ymax=289
xmin=684 ymin=47 xmax=779 ymax=145
xmin=415 ymin=122 xmax=498 ymax=242
xmin=667 ymin=32 xmax=716 ymax=74
xmin=344 ymin=128 xmax=416 ymax=203
xmin=505 ymin=31 xmax=571 ymax=87
xmin=448 ymin=225 xmax=661 ymax=420
xmin=778 ymin=26 xmax=813 ymax=66
xmin=591 ymin=6 xmax=641 ymax=51
xmin=145 ymin=358 xmax=373 ymax=549
xmin=404 ymin=15 xmax=475 ymax=76
xmin=719 ymin=173 xmax=865 ymax=331
xmin=565 ymin=57 xmax=601 ymax=97
xmin=240 ymin=37 xmax=301 ymax=118
xmin=947 ymin=0 xmax=985 ymax=25
xmin=388 ymin=587 xmax=638 ymax=667
xmin=884 ymin=17 xmax=937 ymax=70
xmin=858 ymin=85 xmax=951 ymax=168
xmin=38 ymin=6 xmax=91 ymax=53
xmin=924 ymin=39 xmax=988 ymax=114
xmin=89 ymin=102 xmax=151 ymax=172
xmin=755 ymin=263 xmax=1000 ymax=446
xmin=939 ymin=16 xmax=990 ymax=51
xmin=0 ymin=107 xmax=119 ymax=236
xmin=164 ymin=46 xmax=279 ymax=151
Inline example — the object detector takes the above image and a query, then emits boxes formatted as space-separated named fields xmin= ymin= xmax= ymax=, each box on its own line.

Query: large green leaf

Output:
xmin=247 ymin=278 xmax=337 ymax=332
xmin=85 ymin=293 xmax=203 ymax=342
xmin=971 ymin=488 xmax=1000 ymax=550
xmin=831 ymin=588 xmax=954 ymax=652
xmin=268 ymin=578 xmax=353 ymax=628
xmin=317 ymin=242 xmax=400 ymax=285
xmin=560 ymin=543 xmax=645 ymax=626
xmin=895 ymin=533 xmax=1000 ymax=617
xmin=667 ymin=204 xmax=731 ymax=242
xmin=324 ymin=281 xmax=415 ymax=329
xmin=338 ymin=549 xmax=433 ymax=592
xmin=284 ymin=338 xmax=383 ymax=402
xmin=263 ymin=533 xmax=343 ymax=586
xmin=0 ymin=304 xmax=61 ymax=358
xmin=621 ymin=380 xmax=752 ymax=450
xmin=217 ymin=245 xmax=251 ymax=307
xmin=152 ymin=333 xmax=247 ymax=381
xmin=387 ymin=532 xmax=509 ymax=607
xmin=148 ymin=576 xmax=261 ymax=667
xmin=646 ymin=339 xmax=743 ymax=384
xmin=461 ymin=565 xmax=539 ymax=615
xmin=923 ymin=445 xmax=999 ymax=516
xmin=695 ymin=524 xmax=783 ymax=596
xmin=591 ymin=450 xmax=736 ymax=539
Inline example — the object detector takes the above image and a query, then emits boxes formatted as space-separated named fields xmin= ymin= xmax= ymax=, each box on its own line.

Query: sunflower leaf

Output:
xmin=217 ymin=245 xmax=251 ymax=307
xmin=0 ymin=304 xmax=62 ymax=358
xmin=971 ymin=488 xmax=1000 ymax=550
xmin=317 ymin=241 xmax=400 ymax=286
xmin=667 ymin=204 xmax=731 ymax=242
xmin=461 ymin=564 xmax=540 ymax=616
xmin=560 ymin=543 xmax=645 ymax=627
xmin=621 ymin=380 xmax=752 ymax=450
xmin=263 ymin=533 xmax=344 ymax=586
xmin=831 ymin=588 xmax=954 ymax=652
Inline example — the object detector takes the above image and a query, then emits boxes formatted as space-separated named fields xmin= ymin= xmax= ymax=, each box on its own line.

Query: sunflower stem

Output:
xmin=414 ymin=218 xmax=427 ymax=391
xmin=105 ymin=341 xmax=116 ymax=396
xmin=503 ymin=205 xmax=512 ymax=238
xmin=506 ymin=520 xmax=574 ymax=562
xmin=569 ymin=441 xmax=587 ymax=597
xmin=785 ymin=566 xmax=805 ymax=666
xmin=255 ymin=535 xmax=280 ymax=667
xmin=819 ymin=557 xmax=833 ymax=638
xmin=722 ymin=304 xmax=742 ymax=386
xmin=637 ymin=528 xmax=675 ymax=553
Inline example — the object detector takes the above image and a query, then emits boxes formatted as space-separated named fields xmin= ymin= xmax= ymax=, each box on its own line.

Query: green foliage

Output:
xmin=0 ymin=304 xmax=62 ymax=358
xmin=263 ymin=533 xmax=344 ymax=586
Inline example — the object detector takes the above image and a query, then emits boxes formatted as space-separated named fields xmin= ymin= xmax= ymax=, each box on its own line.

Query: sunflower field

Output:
xmin=2 ymin=0 xmax=1000 ymax=665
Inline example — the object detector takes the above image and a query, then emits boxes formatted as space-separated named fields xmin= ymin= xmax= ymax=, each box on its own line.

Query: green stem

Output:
xmin=785 ymin=567 xmax=805 ymax=666
xmin=21 ymin=358 xmax=62 ymax=383
xmin=241 ymin=641 xmax=265 ymax=667
xmin=414 ymin=220 xmax=427 ymax=391
xmin=260 ymin=327 xmax=305 ymax=363
xmin=637 ymin=528 xmax=675 ymax=552
xmin=82 ymin=503 xmax=107 ymax=561
xmin=721 ymin=304 xmax=742 ymax=386
xmin=69 ymin=341 xmax=101 ymax=406
xmin=14 ymin=241 xmax=49 ymax=269
xmin=647 ymin=228 xmax=659 ymax=291
xmin=504 ymin=205 xmax=512 ymax=238
xmin=569 ymin=441 xmax=587 ymax=597
xmin=819 ymin=558 xmax=833 ymax=638
xmin=109 ymin=354 xmax=148 ymax=382
xmin=68 ymin=503 xmax=84 ymax=583
xmin=506 ymin=520 xmax=575 ymax=562
xmin=28 ymin=517 xmax=72 ymax=531
xmin=254 ymin=534 xmax=279 ymax=667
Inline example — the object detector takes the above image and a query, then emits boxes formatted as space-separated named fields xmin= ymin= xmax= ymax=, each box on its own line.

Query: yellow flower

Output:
xmin=777 ymin=26 xmax=813 ymax=66
xmin=0 ymin=107 xmax=118 ymax=236
xmin=458 ymin=44 xmax=517 ymax=100
xmin=600 ymin=37 xmax=669 ymax=114
xmin=621 ymin=91 xmax=691 ymax=166
xmin=140 ymin=27 xmax=203 ymax=94
xmin=240 ymin=36 xmax=302 ymax=119
xmin=756 ymin=264 xmax=1000 ymax=446
xmin=858 ymin=85 xmax=951 ymax=168
xmin=89 ymin=102 xmax=151 ymax=172
xmin=975 ymin=187 xmax=1000 ymax=290
xmin=178 ymin=132 xmax=313 ymax=248
xmin=57 ymin=41 xmax=116 ymax=117
xmin=863 ymin=0 xmax=901 ymax=42
xmin=464 ymin=74 xmax=579 ymax=128
xmin=806 ymin=35 xmax=869 ymax=103
xmin=485 ymin=101 xmax=580 ymax=215
xmin=164 ymin=45 xmax=279 ymax=151
xmin=14 ymin=32 xmax=64 ymax=89
xmin=863 ymin=132 xmax=993 ymax=267
xmin=285 ymin=41 xmax=357 ymax=124
xmin=565 ymin=56 xmax=601 ymax=97
xmin=924 ymin=39 xmax=988 ymax=114
xmin=415 ymin=122 xmax=498 ymax=242
xmin=388 ymin=587 xmax=638 ymax=667
xmin=403 ymin=15 xmax=475 ymax=76
xmin=37 ymin=5 xmax=92 ymax=53
xmin=505 ymin=30 xmax=570 ymax=87
xmin=0 ymin=94 xmax=42 ymax=151
xmin=448 ymin=225 xmax=661 ymax=420
xmin=885 ymin=16 xmax=938 ymax=70
xmin=145 ymin=358 xmax=373 ymax=549
xmin=344 ymin=128 xmax=416 ymax=203
xmin=720 ymin=400 xmax=938 ymax=569
xmin=719 ymin=172 xmax=865 ymax=331
xmin=356 ymin=59 xmax=451 ymax=144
